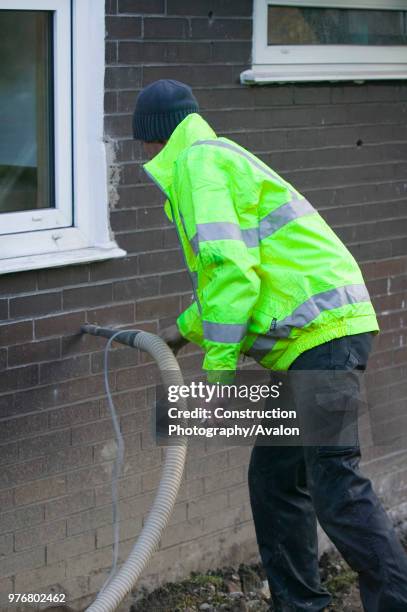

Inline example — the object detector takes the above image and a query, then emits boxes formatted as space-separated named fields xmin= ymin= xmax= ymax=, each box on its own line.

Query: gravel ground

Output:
xmin=129 ymin=551 xmax=362 ymax=612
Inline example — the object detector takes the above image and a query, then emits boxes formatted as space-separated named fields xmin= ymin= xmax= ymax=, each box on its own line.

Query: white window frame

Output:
xmin=241 ymin=0 xmax=407 ymax=84
xmin=0 ymin=0 xmax=125 ymax=274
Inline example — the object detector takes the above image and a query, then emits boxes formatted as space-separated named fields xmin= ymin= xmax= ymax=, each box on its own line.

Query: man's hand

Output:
xmin=160 ymin=324 xmax=189 ymax=355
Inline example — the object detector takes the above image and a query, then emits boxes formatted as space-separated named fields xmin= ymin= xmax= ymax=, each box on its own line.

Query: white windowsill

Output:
xmin=0 ymin=244 xmax=126 ymax=275
xmin=240 ymin=64 xmax=407 ymax=84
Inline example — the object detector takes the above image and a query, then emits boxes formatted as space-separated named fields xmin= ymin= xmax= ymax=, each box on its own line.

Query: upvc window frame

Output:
xmin=241 ymin=0 xmax=407 ymax=84
xmin=0 ymin=0 xmax=125 ymax=274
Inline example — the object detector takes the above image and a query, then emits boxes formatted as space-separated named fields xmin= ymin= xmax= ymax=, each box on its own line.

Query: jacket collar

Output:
xmin=143 ymin=113 xmax=217 ymax=198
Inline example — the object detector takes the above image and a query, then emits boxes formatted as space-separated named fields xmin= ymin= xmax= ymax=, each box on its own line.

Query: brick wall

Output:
xmin=0 ymin=0 xmax=406 ymax=608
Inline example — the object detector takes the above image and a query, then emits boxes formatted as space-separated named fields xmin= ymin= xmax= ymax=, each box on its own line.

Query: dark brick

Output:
xmin=13 ymin=374 xmax=110 ymax=415
xmin=86 ymin=303 xmax=135 ymax=326
xmin=39 ymin=355 xmax=91 ymax=385
xmin=10 ymin=292 xmax=61 ymax=319
xmin=293 ymin=84 xmax=331 ymax=105
xmin=366 ymin=83 xmax=403 ymax=102
xmin=63 ymin=284 xmax=113 ymax=310
xmin=136 ymin=295 xmax=180 ymax=320
xmin=167 ymin=0 xmax=252 ymax=16
xmin=391 ymin=237 xmax=407 ymax=258
xmin=8 ymin=339 xmax=61 ymax=367
xmin=105 ymin=91 xmax=117 ymax=113
xmin=105 ymin=0 xmax=117 ymax=14
xmin=0 ymin=441 xmax=18 ymax=466
xmin=136 ymin=206 xmax=169 ymax=229
xmin=60 ymin=332 xmax=107 ymax=357
xmin=110 ymin=209 xmax=138 ymax=231
xmin=114 ymin=139 xmax=143 ymax=162
xmin=211 ymin=41 xmax=251 ymax=63
xmin=163 ymin=227 xmax=179 ymax=248
xmin=89 ymin=256 xmax=138 ymax=282
xmin=115 ymin=184 xmax=161 ymax=208
xmin=100 ymin=387 xmax=148 ymax=419
xmin=18 ymin=429 xmax=71 ymax=461
xmin=37 ymin=265 xmax=89 ymax=290
xmin=119 ymin=0 xmax=164 ymax=13
xmin=0 ymin=504 xmax=44 ymax=534
xmin=45 ymin=490 xmax=94 ymax=522
xmin=117 ymin=229 xmax=166 ymax=254
xmin=331 ymin=83 xmax=368 ymax=104
xmin=143 ymin=17 xmax=188 ymax=39
xmin=35 ymin=311 xmax=86 ymax=339
xmin=138 ymin=249 xmax=184 ymax=274
xmin=121 ymin=162 xmax=148 ymax=184
xmin=91 ymin=345 xmax=139 ymax=373
xmin=160 ymin=271 xmax=191 ymax=294
xmin=0 ymin=320 xmax=33 ymax=346
xmin=106 ymin=16 xmax=141 ymax=40
xmin=0 ymin=394 xmax=17 ymax=419
xmin=113 ymin=275 xmax=159 ymax=301
xmin=0 ymin=456 xmax=47 ymax=489
xmin=116 ymin=362 xmax=161 ymax=391
xmin=105 ymin=114 xmax=133 ymax=138
xmin=14 ymin=475 xmax=65 ymax=506
xmin=0 ymin=365 xmax=38 ymax=393
xmin=105 ymin=66 xmax=142 ymax=90
xmin=119 ymin=41 xmax=211 ymax=64
xmin=0 ymin=271 xmax=37 ymax=296
xmin=0 ymin=413 xmax=48 ymax=444
xmin=49 ymin=400 xmax=100 ymax=429
xmin=362 ymin=257 xmax=407 ymax=282
xmin=349 ymin=240 xmax=393 ymax=263
xmin=190 ymin=17 xmax=252 ymax=40
xmin=0 ymin=299 xmax=8 ymax=321
xmin=105 ymin=40 xmax=118 ymax=64
xmin=14 ymin=518 xmax=66 ymax=552
xmin=46 ymin=446 xmax=93 ymax=474
xmin=142 ymin=64 xmax=244 ymax=88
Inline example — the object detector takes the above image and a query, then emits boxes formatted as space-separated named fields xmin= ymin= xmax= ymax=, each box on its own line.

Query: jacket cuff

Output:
xmin=176 ymin=302 xmax=204 ymax=346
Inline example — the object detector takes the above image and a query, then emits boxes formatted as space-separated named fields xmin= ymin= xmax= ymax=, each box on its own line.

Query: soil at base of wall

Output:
xmin=129 ymin=532 xmax=407 ymax=612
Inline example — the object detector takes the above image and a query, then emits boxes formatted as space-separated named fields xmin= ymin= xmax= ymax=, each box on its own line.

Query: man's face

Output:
xmin=143 ymin=140 xmax=167 ymax=160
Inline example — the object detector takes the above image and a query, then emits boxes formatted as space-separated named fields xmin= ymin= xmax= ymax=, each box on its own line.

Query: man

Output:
xmin=133 ymin=79 xmax=407 ymax=611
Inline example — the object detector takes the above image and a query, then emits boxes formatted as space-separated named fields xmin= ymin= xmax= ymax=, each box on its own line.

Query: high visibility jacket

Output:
xmin=144 ymin=113 xmax=379 ymax=380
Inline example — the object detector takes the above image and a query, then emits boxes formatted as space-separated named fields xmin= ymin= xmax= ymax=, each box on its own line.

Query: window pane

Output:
xmin=268 ymin=6 xmax=407 ymax=45
xmin=0 ymin=10 xmax=54 ymax=214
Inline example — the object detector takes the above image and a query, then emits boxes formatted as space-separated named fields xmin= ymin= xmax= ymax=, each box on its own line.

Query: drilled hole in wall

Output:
xmin=208 ymin=11 xmax=214 ymax=23
xmin=356 ymin=139 xmax=363 ymax=147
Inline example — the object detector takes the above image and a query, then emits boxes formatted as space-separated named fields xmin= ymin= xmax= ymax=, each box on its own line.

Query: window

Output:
xmin=241 ymin=0 xmax=407 ymax=84
xmin=0 ymin=0 xmax=124 ymax=274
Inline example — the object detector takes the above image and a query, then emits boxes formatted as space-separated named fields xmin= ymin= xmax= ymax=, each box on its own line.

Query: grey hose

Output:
xmin=86 ymin=331 xmax=187 ymax=612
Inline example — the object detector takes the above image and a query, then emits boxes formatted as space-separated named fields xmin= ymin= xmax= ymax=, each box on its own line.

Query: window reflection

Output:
xmin=268 ymin=6 xmax=407 ymax=46
xmin=0 ymin=10 xmax=54 ymax=214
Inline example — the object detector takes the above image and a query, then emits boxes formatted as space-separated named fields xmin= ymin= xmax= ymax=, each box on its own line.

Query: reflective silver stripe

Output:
xmin=203 ymin=321 xmax=247 ymax=344
xmin=259 ymin=198 xmax=316 ymax=240
xmin=198 ymin=221 xmax=242 ymax=242
xmin=193 ymin=139 xmax=291 ymax=190
xmin=242 ymin=227 xmax=260 ymax=248
xmin=245 ymin=336 xmax=275 ymax=362
xmin=190 ymin=199 xmax=313 ymax=251
xmin=189 ymin=223 xmax=259 ymax=252
xmin=247 ymin=283 xmax=371 ymax=359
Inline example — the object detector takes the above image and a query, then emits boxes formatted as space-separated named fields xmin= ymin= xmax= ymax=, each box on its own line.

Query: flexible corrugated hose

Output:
xmin=84 ymin=329 xmax=187 ymax=612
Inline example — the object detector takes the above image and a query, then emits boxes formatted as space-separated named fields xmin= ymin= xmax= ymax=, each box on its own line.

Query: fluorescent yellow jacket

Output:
xmin=144 ymin=113 xmax=379 ymax=380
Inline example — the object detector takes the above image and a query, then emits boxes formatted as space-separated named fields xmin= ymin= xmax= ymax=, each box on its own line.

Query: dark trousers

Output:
xmin=248 ymin=333 xmax=407 ymax=612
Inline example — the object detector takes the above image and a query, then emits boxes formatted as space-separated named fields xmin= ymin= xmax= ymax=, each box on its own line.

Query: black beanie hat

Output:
xmin=133 ymin=79 xmax=199 ymax=142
